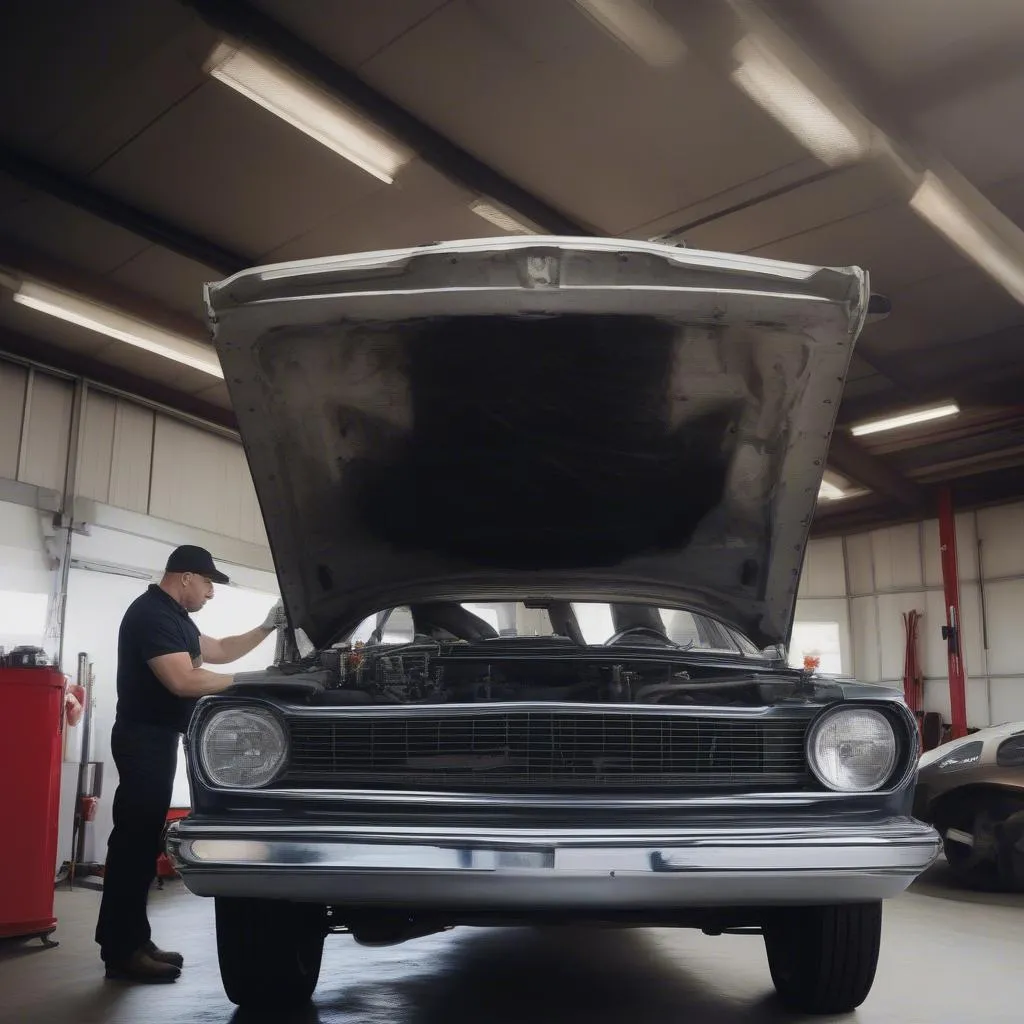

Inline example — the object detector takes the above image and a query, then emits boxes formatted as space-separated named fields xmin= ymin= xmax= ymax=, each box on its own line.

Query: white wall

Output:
xmin=797 ymin=505 xmax=1024 ymax=728
xmin=0 ymin=501 xmax=55 ymax=653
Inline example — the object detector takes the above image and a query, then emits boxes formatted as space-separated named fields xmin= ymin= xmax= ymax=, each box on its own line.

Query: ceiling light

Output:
xmin=850 ymin=402 xmax=960 ymax=438
xmin=11 ymin=280 xmax=223 ymax=378
xmin=730 ymin=35 xmax=872 ymax=167
xmin=817 ymin=480 xmax=847 ymax=501
xmin=205 ymin=42 xmax=413 ymax=184
xmin=911 ymin=171 xmax=1024 ymax=305
xmin=469 ymin=200 xmax=536 ymax=234
xmin=573 ymin=0 xmax=686 ymax=67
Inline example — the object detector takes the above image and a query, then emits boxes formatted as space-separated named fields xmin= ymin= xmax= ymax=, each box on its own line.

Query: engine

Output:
xmin=239 ymin=636 xmax=804 ymax=708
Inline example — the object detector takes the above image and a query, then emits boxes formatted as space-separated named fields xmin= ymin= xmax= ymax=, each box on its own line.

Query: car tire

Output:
xmin=941 ymin=804 xmax=1003 ymax=891
xmin=215 ymin=897 xmax=328 ymax=1008
xmin=763 ymin=903 xmax=881 ymax=1015
xmin=996 ymin=810 xmax=1024 ymax=892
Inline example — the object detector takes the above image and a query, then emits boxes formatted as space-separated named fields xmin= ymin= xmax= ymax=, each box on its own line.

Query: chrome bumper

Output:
xmin=167 ymin=818 xmax=940 ymax=908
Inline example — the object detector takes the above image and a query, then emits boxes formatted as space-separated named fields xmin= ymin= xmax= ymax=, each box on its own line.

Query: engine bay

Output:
xmin=231 ymin=635 xmax=813 ymax=707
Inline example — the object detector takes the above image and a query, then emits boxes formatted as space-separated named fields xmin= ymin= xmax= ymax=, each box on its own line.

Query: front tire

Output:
xmin=215 ymin=897 xmax=327 ymax=1009
xmin=763 ymin=903 xmax=882 ymax=1015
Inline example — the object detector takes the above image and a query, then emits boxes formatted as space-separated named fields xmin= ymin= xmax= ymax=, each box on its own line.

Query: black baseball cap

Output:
xmin=165 ymin=545 xmax=230 ymax=584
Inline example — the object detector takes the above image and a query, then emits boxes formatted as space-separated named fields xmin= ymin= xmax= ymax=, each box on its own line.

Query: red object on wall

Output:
xmin=157 ymin=808 xmax=190 ymax=880
xmin=0 ymin=667 xmax=66 ymax=942
xmin=938 ymin=487 xmax=968 ymax=740
xmin=902 ymin=610 xmax=923 ymax=715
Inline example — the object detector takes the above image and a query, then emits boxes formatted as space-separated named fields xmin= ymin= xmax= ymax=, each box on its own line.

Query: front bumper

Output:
xmin=167 ymin=818 xmax=940 ymax=909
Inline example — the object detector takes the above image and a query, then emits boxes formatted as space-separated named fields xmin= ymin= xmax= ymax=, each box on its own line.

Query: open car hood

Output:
xmin=207 ymin=237 xmax=868 ymax=650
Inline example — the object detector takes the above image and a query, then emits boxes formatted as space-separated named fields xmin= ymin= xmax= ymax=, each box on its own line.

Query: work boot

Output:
xmin=144 ymin=940 xmax=184 ymax=968
xmin=104 ymin=948 xmax=181 ymax=983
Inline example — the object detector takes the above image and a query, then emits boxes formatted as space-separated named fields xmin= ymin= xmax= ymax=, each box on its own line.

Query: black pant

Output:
xmin=95 ymin=720 xmax=179 ymax=963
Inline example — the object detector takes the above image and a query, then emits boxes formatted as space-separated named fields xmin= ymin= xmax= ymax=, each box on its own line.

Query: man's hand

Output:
xmin=262 ymin=599 xmax=286 ymax=633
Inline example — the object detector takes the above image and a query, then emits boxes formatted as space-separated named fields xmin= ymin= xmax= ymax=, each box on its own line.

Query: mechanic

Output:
xmin=95 ymin=545 xmax=285 ymax=983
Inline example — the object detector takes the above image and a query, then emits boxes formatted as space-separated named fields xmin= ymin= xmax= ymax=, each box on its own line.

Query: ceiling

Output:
xmin=1 ymin=0 xmax=1023 ymax=533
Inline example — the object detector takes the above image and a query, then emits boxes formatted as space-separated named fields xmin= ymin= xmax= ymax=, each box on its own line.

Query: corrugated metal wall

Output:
xmin=1 ymin=357 xmax=266 ymax=548
xmin=0 ymin=361 xmax=75 ymax=490
xmin=798 ymin=509 xmax=1024 ymax=727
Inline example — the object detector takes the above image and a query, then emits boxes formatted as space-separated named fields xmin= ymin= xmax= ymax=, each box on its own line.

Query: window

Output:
xmin=788 ymin=620 xmax=843 ymax=675
xmin=348 ymin=602 xmax=761 ymax=655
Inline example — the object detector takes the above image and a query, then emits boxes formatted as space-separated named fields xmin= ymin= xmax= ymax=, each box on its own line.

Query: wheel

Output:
xmin=942 ymin=826 xmax=1000 ymax=890
xmin=763 ymin=903 xmax=881 ymax=1015
xmin=938 ymin=800 xmax=1009 ymax=891
xmin=996 ymin=810 xmax=1024 ymax=892
xmin=215 ymin=897 xmax=328 ymax=1008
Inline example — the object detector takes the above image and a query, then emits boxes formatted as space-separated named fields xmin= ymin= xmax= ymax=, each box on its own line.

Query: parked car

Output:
xmin=915 ymin=721 xmax=1024 ymax=890
xmin=167 ymin=236 xmax=939 ymax=1015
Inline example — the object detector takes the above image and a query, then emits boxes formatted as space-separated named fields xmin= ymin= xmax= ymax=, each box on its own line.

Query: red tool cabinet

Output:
xmin=0 ymin=667 xmax=65 ymax=943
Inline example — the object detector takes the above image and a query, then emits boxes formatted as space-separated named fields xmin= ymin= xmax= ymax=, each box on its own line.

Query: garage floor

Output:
xmin=1 ymin=863 xmax=1021 ymax=1024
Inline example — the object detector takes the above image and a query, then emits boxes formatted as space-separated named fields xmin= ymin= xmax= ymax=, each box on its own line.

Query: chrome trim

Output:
xmin=207 ymin=786 xmax=843 ymax=808
xmin=170 ymin=820 xmax=936 ymax=846
xmin=167 ymin=818 xmax=941 ymax=908
xmin=273 ymin=700 xmax=818 ymax=721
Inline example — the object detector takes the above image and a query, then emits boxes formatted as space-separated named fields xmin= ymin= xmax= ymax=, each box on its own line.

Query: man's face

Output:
xmin=180 ymin=572 xmax=215 ymax=613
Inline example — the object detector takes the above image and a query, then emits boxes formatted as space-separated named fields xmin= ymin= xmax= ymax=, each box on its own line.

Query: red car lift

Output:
xmin=938 ymin=487 xmax=969 ymax=739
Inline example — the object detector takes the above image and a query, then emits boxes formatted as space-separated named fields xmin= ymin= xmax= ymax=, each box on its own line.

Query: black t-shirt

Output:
xmin=116 ymin=584 xmax=202 ymax=733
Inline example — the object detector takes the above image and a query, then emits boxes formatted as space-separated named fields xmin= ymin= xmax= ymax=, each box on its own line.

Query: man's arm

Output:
xmin=149 ymin=651 xmax=235 ymax=698
xmin=200 ymin=626 xmax=273 ymax=666
xmin=199 ymin=599 xmax=285 ymax=666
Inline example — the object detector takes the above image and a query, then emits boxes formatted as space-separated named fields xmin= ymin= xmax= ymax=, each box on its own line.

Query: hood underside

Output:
xmin=207 ymin=237 xmax=868 ymax=649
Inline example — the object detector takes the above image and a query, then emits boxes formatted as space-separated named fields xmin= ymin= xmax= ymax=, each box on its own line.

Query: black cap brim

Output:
xmin=209 ymin=568 xmax=230 ymax=585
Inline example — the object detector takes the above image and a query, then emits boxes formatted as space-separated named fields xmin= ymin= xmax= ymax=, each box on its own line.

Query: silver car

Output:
xmin=167 ymin=236 xmax=939 ymax=1015
xmin=915 ymin=721 xmax=1024 ymax=890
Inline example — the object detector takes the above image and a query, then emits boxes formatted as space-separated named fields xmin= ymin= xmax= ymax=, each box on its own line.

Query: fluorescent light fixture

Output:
xmin=205 ymin=42 xmax=413 ymax=184
xmin=573 ymin=0 xmax=686 ymax=67
xmin=730 ymin=35 xmax=872 ymax=167
xmin=911 ymin=170 xmax=1024 ymax=305
xmin=850 ymin=402 xmax=960 ymax=438
xmin=469 ymin=200 xmax=536 ymax=234
xmin=12 ymin=281 xmax=223 ymax=378
xmin=817 ymin=479 xmax=847 ymax=501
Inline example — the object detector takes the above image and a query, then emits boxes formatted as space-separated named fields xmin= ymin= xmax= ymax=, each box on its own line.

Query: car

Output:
xmin=915 ymin=721 xmax=1024 ymax=891
xmin=166 ymin=236 xmax=940 ymax=1015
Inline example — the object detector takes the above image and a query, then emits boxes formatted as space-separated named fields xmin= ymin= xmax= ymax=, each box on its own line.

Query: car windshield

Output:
xmin=348 ymin=602 xmax=764 ymax=657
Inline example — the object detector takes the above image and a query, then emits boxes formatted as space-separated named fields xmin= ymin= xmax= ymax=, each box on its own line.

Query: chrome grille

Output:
xmin=283 ymin=710 xmax=810 ymax=791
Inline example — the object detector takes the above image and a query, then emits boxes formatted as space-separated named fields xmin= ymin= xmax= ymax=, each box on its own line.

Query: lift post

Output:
xmin=938 ymin=487 xmax=968 ymax=739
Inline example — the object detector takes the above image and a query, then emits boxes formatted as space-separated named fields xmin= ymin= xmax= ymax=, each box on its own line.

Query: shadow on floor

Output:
xmin=0 ymin=935 xmax=59 ymax=962
xmin=230 ymin=928 xmax=811 ymax=1024
xmin=911 ymin=860 xmax=1024 ymax=908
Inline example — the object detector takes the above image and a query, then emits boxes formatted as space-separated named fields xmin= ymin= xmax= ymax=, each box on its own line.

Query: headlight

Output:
xmin=198 ymin=707 xmax=287 ymax=789
xmin=807 ymin=707 xmax=898 ymax=792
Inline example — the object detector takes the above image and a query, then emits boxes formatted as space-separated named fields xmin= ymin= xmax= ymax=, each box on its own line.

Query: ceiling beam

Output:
xmin=826 ymin=431 xmax=924 ymax=509
xmin=179 ymin=0 xmax=594 ymax=237
xmin=0 ymin=327 xmax=236 ymax=431
xmin=840 ymin=325 xmax=1024 ymax=424
xmin=0 ymin=147 xmax=249 ymax=276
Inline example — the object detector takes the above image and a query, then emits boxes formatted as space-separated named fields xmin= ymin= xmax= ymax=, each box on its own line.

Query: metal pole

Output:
xmin=938 ymin=487 xmax=968 ymax=739
xmin=69 ymin=652 xmax=89 ymax=887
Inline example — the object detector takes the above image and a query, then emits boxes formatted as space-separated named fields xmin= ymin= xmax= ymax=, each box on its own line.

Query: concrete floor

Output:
xmin=1 ymin=863 xmax=1022 ymax=1024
